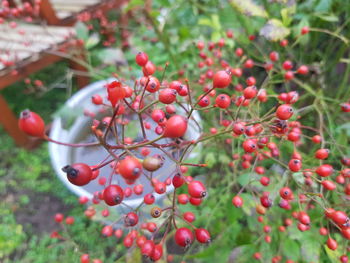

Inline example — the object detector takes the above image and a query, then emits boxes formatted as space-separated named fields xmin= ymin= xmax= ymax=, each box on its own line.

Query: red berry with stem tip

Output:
xmin=80 ymin=254 xmax=90 ymax=263
xmin=159 ymin=88 xmax=177 ymax=104
xmin=284 ymin=71 xmax=294 ymax=81
xmin=154 ymin=181 xmax=166 ymax=194
xmin=319 ymin=227 xmax=328 ymax=235
xmin=142 ymin=61 xmax=156 ymax=76
xmin=215 ymin=94 xmax=231 ymax=108
xmin=141 ymin=240 xmax=155 ymax=257
xmin=62 ymin=163 xmax=92 ymax=186
xmin=119 ymin=156 xmax=142 ymax=181
xmin=188 ymin=181 xmax=206 ymax=198
xmin=276 ymin=104 xmax=294 ymax=120
xmin=101 ymin=225 xmax=113 ymax=237
xmin=340 ymin=255 xmax=348 ymax=263
xmin=163 ymin=115 xmax=188 ymax=138
xmin=331 ymin=211 xmax=349 ymax=227
xmin=174 ymin=227 xmax=194 ymax=247
xmin=124 ymin=212 xmax=138 ymax=227
xmin=18 ymin=110 xmax=45 ymax=137
xmin=183 ymin=211 xmax=196 ymax=222
xmin=54 ymin=213 xmax=64 ymax=223
xmin=242 ymin=139 xmax=257 ymax=153
xmin=172 ymin=173 xmax=185 ymax=188
xmin=65 ymin=216 xmax=74 ymax=225
xmin=135 ymin=52 xmax=148 ymax=66
xmin=260 ymin=177 xmax=270 ymax=186
xmin=282 ymin=60 xmax=293 ymax=70
xmin=322 ymin=180 xmax=336 ymax=191
xmin=301 ymin=26 xmax=309 ymax=35
xmin=316 ymin=164 xmax=333 ymax=177
xmin=297 ymin=65 xmax=309 ymax=75
xmin=103 ymin=185 xmax=124 ymax=206
xmin=198 ymin=95 xmax=210 ymax=107
xmin=92 ymin=95 xmax=103 ymax=105
xmin=213 ymin=70 xmax=232 ymax=88
xmin=288 ymin=159 xmax=302 ymax=172
xmin=280 ymin=187 xmax=293 ymax=200
xmin=144 ymin=193 xmax=155 ymax=205
xmin=233 ymin=122 xmax=245 ymax=135
xmin=243 ymin=86 xmax=258 ymax=99
xmin=145 ymin=76 xmax=160 ymax=93
xmin=315 ymin=149 xmax=329 ymax=159
xmin=195 ymin=228 xmax=211 ymax=243
xmin=341 ymin=103 xmax=350 ymax=112
xmin=232 ymin=196 xmax=243 ymax=207
xmin=150 ymin=244 xmax=163 ymax=261
xmin=327 ymin=237 xmax=337 ymax=250
xmin=269 ymin=51 xmax=279 ymax=62
xmin=246 ymin=76 xmax=256 ymax=86
xmin=298 ymin=211 xmax=310 ymax=225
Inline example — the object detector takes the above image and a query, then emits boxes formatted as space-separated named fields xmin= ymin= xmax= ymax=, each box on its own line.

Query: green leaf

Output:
xmin=283 ymin=239 xmax=300 ymax=261
xmin=324 ymin=245 xmax=342 ymax=263
xmin=259 ymin=19 xmax=290 ymax=41
xmin=313 ymin=13 xmax=339 ymax=22
xmin=204 ymin=152 xmax=216 ymax=168
xmin=230 ymin=0 xmax=268 ymax=18
xmin=124 ymin=0 xmax=144 ymax=12
xmin=280 ymin=4 xmax=296 ymax=26
xmin=237 ymin=173 xmax=252 ymax=187
xmin=85 ymin=33 xmax=100 ymax=49
xmin=315 ymin=0 xmax=332 ymax=12
xmin=75 ymin=21 xmax=89 ymax=41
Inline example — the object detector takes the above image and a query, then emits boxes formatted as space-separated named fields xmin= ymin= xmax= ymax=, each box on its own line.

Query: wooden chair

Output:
xmin=0 ymin=23 xmax=89 ymax=148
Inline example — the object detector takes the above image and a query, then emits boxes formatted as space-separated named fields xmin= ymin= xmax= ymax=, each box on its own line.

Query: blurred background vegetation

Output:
xmin=1 ymin=0 xmax=350 ymax=262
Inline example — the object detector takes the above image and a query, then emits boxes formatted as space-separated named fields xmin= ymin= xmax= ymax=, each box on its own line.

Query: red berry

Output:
xmin=159 ymin=88 xmax=177 ymax=104
xmin=150 ymin=244 xmax=163 ymax=261
xmin=124 ymin=212 xmax=138 ymax=227
xmin=301 ymin=26 xmax=309 ymax=35
xmin=103 ymin=185 xmax=124 ymax=206
xmin=213 ymin=70 xmax=232 ymax=88
xmin=288 ymin=159 xmax=302 ymax=172
xmin=297 ymin=65 xmax=309 ymax=75
xmin=269 ymin=51 xmax=279 ymax=62
xmin=322 ymin=180 xmax=336 ymax=191
xmin=119 ymin=156 xmax=142 ymax=181
xmin=174 ymin=227 xmax=194 ymax=247
xmin=315 ymin=148 xmax=329 ymax=159
xmin=92 ymin=95 xmax=103 ymax=105
xmin=183 ymin=211 xmax=196 ymax=223
xmin=144 ymin=193 xmax=155 ymax=205
xmin=18 ymin=110 xmax=45 ymax=137
xmin=279 ymin=187 xmax=293 ymax=200
xmin=242 ymin=139 xmax=257 ymax=153
xmin=54 ymin=213 xmax=64 ymax=223
xmin=215 ymin=94 xmax=231 ymax=108
xmin=146 ymin=76 xmax=160 ymax=93
xmin=282 ymin=60 xmax=293 ymax=70
xmin=141 ymin=240 xmax=155 ymax=257
xmin=276 ymin=104 xmax=294 ymax=120
xmin=327 ymin=237 xmax=337 ymax=250
xmin=195 ymin=228 xmax=211 ymax=243
xmin=243 ymin=86 xmax=258 ymax=99
xmin=172 ymin=173 xmax=185 ymax=188
xmin=188 ymin=181 xmax=206 ymax=198
xmin=62 ymin=163 xmax=92 ymax=186
xmin=135 ymin=52 xmax=148 ymax=66
xmin=232 ymin=196 xmax=243 ymax=207
xmin=316 ymin=164 xmax=333 ymax=177
xmin=163 ymin=115 xmax=188 ymax=138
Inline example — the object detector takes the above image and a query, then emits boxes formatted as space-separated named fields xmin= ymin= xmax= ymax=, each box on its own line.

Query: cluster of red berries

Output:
xmin=18 ymin=25 xmax=350 ymax=262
